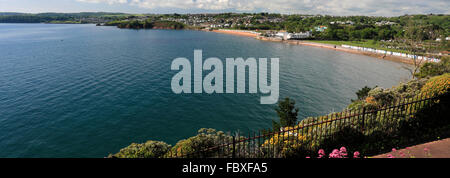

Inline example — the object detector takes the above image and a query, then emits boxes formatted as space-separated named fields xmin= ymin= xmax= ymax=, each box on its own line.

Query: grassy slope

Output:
xmin=306 ymin=40 xmax=411 ymax=54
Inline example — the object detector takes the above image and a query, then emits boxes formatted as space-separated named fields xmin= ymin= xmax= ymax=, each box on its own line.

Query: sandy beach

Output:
xmin=211 ymin=29 xmax=260 ymax=38
xmin=289 ymin=40 xmax=415 ymax=65
xmin=212 ymin=30 xmax=415 ymax=65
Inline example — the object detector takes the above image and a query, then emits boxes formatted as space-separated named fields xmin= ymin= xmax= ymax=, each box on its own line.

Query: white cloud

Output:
xmin=76 ymin=0 xmax=128 ymax=5
xmin=76 ymin=0 xmax=450 ymax=16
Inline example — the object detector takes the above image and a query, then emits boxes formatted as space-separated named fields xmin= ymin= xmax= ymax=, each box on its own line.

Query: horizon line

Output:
xmin=1 ymin=11 xmax=449 ymax=17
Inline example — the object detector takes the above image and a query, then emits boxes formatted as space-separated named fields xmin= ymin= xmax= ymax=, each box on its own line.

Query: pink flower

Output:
xmin=387 ymin=154 xmax=395 ymax=158
xmin=339 ymin=147 xmax=348 ymax=158
xmin=318 ymin=149 xmax=325 ymax=158
xmin=329 ymin=149 xmax=342 ymax=158
xmin=353 ymin=151 xmax=360 ymax=158
xmin=306 ymin=156 xmax=310 ymax=158
xmin=392 ymin=148 xmax=397 ymax=152
xmin=332 ymin=149 xmax=339 ymax=155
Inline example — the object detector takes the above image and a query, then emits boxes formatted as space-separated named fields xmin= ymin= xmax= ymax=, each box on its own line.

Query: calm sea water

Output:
xmin=0 ymin=24 xmax=412 ymax=157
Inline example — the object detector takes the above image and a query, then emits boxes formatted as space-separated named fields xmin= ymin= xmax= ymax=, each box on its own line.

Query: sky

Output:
xmin=0 ymin=0 xmax=449 ymax=16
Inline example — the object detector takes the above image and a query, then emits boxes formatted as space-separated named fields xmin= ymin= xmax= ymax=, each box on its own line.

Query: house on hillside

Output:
xmin=314 ymin=26 xmax=327 ymax=32
xmin=330 ymin=21 xmax=354 ymax=25
xmin=375 ymin=21 xmax=397 ymax=26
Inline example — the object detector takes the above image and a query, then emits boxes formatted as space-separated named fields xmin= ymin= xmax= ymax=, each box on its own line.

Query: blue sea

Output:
xmin=0 ymin=24 xmax=411 ymax=157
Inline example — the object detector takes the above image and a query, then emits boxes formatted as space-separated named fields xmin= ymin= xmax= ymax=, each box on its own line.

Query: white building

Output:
xmin=290 ymin=31 xmax=311 ymax=39
xmin=330 ymin=21 xmax=354 ymax=25
xmin=275 ymin=32 xmax=291 ymax=40
xmin=375 ymin=21 xmax=397 ymax=26
xmin=436 ymin=37 xmax=450 ymax=41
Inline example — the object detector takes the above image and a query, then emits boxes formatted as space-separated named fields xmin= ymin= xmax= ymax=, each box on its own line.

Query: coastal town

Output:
xmin=1 ymin=12 xmax=448 ymax=63
xmin=135 ymin=13 xmax=447 ymax=64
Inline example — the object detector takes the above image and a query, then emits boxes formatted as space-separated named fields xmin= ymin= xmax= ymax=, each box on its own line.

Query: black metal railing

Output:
xmin=164 ymin=93 xmax=449 ymax=158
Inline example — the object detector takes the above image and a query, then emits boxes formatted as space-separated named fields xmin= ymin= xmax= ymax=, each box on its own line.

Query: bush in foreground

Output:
xmin=168 ymin=128 xmax=233 ymax=158
xmin=109 ymin=140 xmax=171 ymax=158
xmin=415 ymin=56 xmax=450 ymax=79
xmin=420 ymin=73 xmax=450 ymax=97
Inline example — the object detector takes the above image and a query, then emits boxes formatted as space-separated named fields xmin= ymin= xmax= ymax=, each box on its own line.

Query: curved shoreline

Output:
xmin=209 ymin=29 xmax=414 ymax=65
xmin=210 ymin=29 xmax=260 ymax=37
xmin=283 ymin=40 xmax=415 ymax=65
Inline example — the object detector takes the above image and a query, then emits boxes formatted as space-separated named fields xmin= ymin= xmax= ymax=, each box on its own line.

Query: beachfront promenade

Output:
xmin=341 ymin=44 xmax=440 ymax=63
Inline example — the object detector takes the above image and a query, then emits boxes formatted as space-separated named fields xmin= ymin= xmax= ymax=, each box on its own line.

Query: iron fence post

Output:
xmin=232 ymin=136 xmax=236 ymax=158
xmin=361 ymin=107 xmax=366 ymax=133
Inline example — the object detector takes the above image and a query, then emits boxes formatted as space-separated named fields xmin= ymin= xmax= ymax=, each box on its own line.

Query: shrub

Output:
xmin=348 ymin=78 xmax=429 ymax=110
xmin=353 ymin=86 xmax=373 ymax=101
xmin=109 ymin=140 xmax=171 ymax=158
xmin=415 ymin=56 xmax=450 ymax=79
xmin=169 ymin=128 xmax=233 ymax=157
xmin=272 ymin=97 xmax=299 ymax=131
xmin=318 ymin=127 xmax=365 ymax=156
xmin=398 ymin=91 xmax=450 ymax=143
xmin=420 ymin=73 xmax=450 ymax=98
xmin=261 ymin=127 xmax=311 ymax=158
xmin=367 ymin=87 xmax=397 ymax=107
xmin=347 ymin=100 xmax=365 ymax=110
xmin=394 ymin=79 xmax=427 ymax=98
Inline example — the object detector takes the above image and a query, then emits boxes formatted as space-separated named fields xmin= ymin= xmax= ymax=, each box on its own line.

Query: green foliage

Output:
xmin=347 ymin=100 xmax=365 ymax=110
xmin=169 ymin=128 xmax=233 ymax=157
xmin=318 ymin=126 xmax=366 ymax=155
xmin=0 ymin=12 xmax=129 ymax=23
xmin=367 ymin=87 xmax=397 ymax=107
xmin=116 ymin=20 xmax=184 ymax=29
xmin=272 ymin=97 xmax=299 ymax=131
xmin=420 ymin=73 xmax=450 ymax=97
xmin=396 ymin=92 xmax=450 ymax=150
xmin=281 ymin=77 xmax=450 ymax=157
xmin=109 ymin=140 xmax=171 ymax=158
xmin=104 ymin=20 xmax=129 ymax=26
xmin=394 ymin=79 xmax=427 ymax=98
xmin=353 ymin=86 xmax=373 ymax=101
xmin=306 ymin=40 xmax=411 ymax=54
xmin=3 ymin=12 xmax=448 ymax=41
xmin=111 ymin=128 xmax=234 ymax=158
xmin=276 ymin=139 xmax=312 ymax=158
xmin=152 ymin=21 xmax=185 ymax=29
xmin=415 ymin=57 xmax=450 ymax=79
xmin=347 ymin=78 xmax=428 ymax=110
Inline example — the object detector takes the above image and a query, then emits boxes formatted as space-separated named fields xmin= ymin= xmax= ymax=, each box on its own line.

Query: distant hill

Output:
xmin=104 ymin=20 xmax=186 ymax=30
xmin=0 ymin=12 xmax=127 ymax=16
xmin=0 ymin=12 xmax=27 ymax=16
xmin=0 ymin=12 xmax=131 ymax=23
